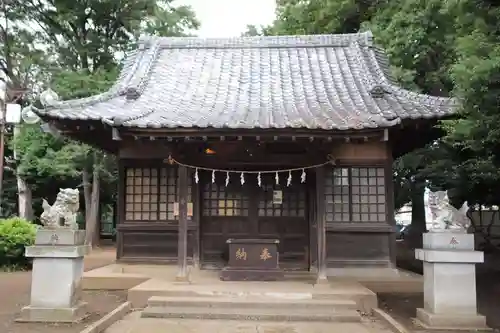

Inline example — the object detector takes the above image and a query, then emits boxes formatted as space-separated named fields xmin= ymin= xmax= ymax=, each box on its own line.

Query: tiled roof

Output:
xmin=35 ymin=31 xmax=458 ymax=131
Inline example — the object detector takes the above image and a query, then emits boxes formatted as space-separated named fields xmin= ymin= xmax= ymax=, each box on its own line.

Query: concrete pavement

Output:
xmin=104 ymin=311 xmax=395 ymax=333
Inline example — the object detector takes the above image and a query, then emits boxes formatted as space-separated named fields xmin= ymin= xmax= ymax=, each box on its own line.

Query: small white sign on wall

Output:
xmin=272 ymin=190 xmax=283 ymax=205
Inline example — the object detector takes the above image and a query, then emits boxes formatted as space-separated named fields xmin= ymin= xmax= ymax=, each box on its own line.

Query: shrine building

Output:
xmin=34 ymin=32 xmax=456 ymax=281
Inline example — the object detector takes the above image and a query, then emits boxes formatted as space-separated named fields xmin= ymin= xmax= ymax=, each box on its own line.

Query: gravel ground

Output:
xmin=0 ymin=247 xmax=127 ymax=333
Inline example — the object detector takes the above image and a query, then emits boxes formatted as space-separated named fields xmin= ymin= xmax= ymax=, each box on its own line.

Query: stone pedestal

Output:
xmin=17 ymin=229 xmax=90 ymax=323
xmin=414 ymin=232 xmax=488 ymax=330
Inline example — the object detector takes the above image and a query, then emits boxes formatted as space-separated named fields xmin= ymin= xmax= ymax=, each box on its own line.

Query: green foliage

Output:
xmin=142 ymin=3 xmax=200 ymax=36
xmin=13 ymin=125 xmax=72 ymax=179
xmin=0 ymin=217 xmax=37 ymax=269
xmin=242 ymin=25 xmax=267 ymax=37
xmin=380 ymin=0 xmax=500 ymax=209
xmin=242 ymin=23 xmax=278 ymax=37
xmin=1 ymin=168 xmax=19 ymax=218
xmin=272 ymin=0 xmax=376 ymax=35
xmin=0 ymin=0 xmax=48 ymax=101
xmin=421 ymin=1 xmax=500 ymax=207
xmin=363 ymin=0 xmax=456 ymax=93
xmin=17 ymin=0 xmax=199 ymax=72
xmin=52 ymin=68 xmax=119 ymax=100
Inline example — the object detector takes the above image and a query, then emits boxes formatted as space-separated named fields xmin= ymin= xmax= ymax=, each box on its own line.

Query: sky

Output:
xmin=175 ymin=0 xmax=276 ymax=37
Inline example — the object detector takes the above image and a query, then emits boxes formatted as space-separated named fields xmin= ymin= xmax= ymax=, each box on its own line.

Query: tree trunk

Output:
xmin=85 ymin=164 xmax=100 ymax=248
xmin=407 ymin=181 xmax=427 ymax=249
xmin=82 ymin=168 xmax=92 ymax=222
xmin=17 ymin=176 xmax=33 ymax=220
xmin=14 ymin=125 xmax=33 ymax=220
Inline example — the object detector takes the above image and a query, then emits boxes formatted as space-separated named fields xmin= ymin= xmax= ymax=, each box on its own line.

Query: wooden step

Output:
xmin=146 ymin=295 xmax=359 ymax=311
xmin=141 ymin=306 xmax=361 ymax=322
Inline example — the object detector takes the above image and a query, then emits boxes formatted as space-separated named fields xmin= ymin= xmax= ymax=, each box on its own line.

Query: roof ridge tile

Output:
xmin=137 ymin=32 xmax=374 ymax=50
xmin=119 ymin=41 xmax=162 ymax=100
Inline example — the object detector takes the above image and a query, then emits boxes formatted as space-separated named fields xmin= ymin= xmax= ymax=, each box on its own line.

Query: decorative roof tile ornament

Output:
xmin=39 ymin=88 xmax=59 ymax=107
xmin=426 ymin=188 xmax=471 ymax=233
xmin=21 ymin=105 xmax=41 ymax=124
xmin=370 ymin=85 xmax=390 ymax=98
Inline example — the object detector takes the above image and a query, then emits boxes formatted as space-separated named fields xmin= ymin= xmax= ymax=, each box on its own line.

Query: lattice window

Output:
xmin=159 ymin=167 xmax=177 ymax=220
xmin=124 ymin=166 xmax=192 ymax=222
xmin=325 ymin=167 xmax=386 ymax=223
xmin=202 ymin=182 xmax=249 ymax=217
xmin=158 ymin=167 xmax=193 ymax=220
xmin=258 ymin=183 xmax=306 ymax=217
xmin=325 ymin=168 xmax=350 ymax=222
xmin=125 ymin=168 xmax=158 ymax=221
xmin=351 ymin=167 xmax=386 ymax=222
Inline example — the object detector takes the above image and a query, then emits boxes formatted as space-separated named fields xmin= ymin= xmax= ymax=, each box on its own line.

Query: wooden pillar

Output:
xmin=112 ymin=201 xmax=117 ymax=242
xmin=176 ymin=165 xmax=189 ymax=281
xmin=315 ymin=166 xmax=328 ymax=283
xmin=385 ymin=154 xmax=397 ymax=266
xmin=308 ymin=174 xmax=318 ymax=273
xmin=116 ymin=160 xmax=125 ymax=260
xmin=192 ymin=179 xmax=201 ymax=269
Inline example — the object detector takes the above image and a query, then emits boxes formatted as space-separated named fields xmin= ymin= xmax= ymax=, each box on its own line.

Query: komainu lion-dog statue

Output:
xmin=426 ymin=188 xmax=471 ymax=233
xmin=40 ymin=188 xmax=80 ymax=230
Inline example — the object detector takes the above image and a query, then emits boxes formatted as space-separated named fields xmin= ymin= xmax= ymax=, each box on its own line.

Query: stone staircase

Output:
xmin=141 ymin=294 xmax=362 ymax=322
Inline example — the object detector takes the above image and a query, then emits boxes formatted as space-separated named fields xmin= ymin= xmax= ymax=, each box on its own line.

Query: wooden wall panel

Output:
xmin=119 ymin=141 xmax=172 ymax=159
xmin=325 ymin=231 xmax=391 ymax=267
xmin=122 ymin=231 xmax=177 ymax=258
xmin=117 ymin=226 xmax=195 ymax=263
xmin=332 ymin=142 xmax=389 ymax=161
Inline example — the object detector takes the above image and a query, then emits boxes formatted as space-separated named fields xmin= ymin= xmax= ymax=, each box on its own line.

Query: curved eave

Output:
xmin=390 ymin=86 xmax=459 ymax=119
xmin=36 ymin=114 xmax=119 ymax=153
xmin=33 ymin=86 xmax=458 ymax=132
xmin=37 ymin=109 xmax=403 ymax=131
